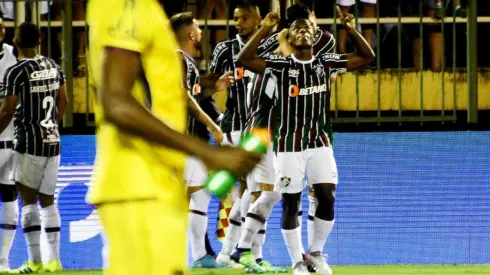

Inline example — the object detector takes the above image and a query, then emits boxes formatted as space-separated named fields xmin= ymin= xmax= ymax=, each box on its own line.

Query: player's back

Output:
xmin=4 ymin=56 xmax=63 ymax=157
xmin=86 ymin=0 xmax=187 ymax=206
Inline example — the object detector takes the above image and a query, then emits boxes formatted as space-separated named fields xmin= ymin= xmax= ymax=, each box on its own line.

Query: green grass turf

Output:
xmin=31 ymin=265 xmax=490 ymax=275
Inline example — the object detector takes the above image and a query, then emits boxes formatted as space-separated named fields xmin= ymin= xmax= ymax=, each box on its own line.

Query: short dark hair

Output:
xmin=287 ymin=3 xmax=312 ymax=25
xmin=170 ymin=12 xmax=195 ymax=33
xmin=15 ymin=22 xmax=40 ymax=48
xmin=235 ymin=0 xmax=260 ymax=14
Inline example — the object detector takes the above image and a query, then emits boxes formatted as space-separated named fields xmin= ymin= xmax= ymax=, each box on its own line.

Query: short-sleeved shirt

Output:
xmin=209 ymin=34 xmax=269 ymax=133
xmin=179 ymin=50 xmax=221 ymax=142
xmin=2 ymin=56 xmax=64 ymax=157
xmin=246 ymin=27 xmax=336 ymax=141
xmin=254 ymin=53 xmax=347 ymax=153
xmin=86 ymin=0 xmax=187 ymax=206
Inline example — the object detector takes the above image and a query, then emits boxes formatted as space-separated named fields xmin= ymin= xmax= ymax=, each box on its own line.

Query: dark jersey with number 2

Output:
xmin=256 ymin=53 xmax=347 ymax=153
xmin=2 ymin=56 xmax=65 ymax=157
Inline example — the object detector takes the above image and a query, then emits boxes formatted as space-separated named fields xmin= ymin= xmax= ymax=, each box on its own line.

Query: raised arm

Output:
xmin=237 ymin=12 xmax=280 ymax=74
xmin=336 ymin=6 xmax=375 ymax=71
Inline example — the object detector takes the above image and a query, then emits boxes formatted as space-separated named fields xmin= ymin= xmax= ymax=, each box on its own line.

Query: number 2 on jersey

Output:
xmin=40 ymin=96 xmax=55 ymax=128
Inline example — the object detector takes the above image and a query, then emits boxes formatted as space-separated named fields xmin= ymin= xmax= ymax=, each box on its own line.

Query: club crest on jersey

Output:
xmin=288 ymin=69 xmax=300 ymax=78
xmin=280 ymin=177 xmax=291 ymax=187
xmin=314 ymin=64 xmax=325 ymax=77
xmin=289 ymin=84 xmax=327 ymax=97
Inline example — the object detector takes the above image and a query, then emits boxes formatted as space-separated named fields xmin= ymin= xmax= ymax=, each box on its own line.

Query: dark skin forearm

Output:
xmin=200 ymin=74 xmax=219 ymax=89
xmin=237 ymin=26 xmax=272 ymax=74
xmin=345 ymin=28 xmax=375 ymax=70
xmin=200 ymin=74 xmax=220 ymax=98
xmin=348 ymin=29 xmax=375 ymax=61
xmin=100 ymin=47 xmax=211 ymax=158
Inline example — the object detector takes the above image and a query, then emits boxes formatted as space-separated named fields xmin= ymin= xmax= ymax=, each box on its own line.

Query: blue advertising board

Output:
xmin=3 ymin=132 xmax=490 ymax=269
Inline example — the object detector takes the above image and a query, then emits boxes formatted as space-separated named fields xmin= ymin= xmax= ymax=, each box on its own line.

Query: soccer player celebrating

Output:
xmin=86 ymin=1 xmax=260 ymax=275
xmin=237 ymin=3 xmax=338 ymax=272
xmin=170 ymin=11 xmax=235 ymax=268
xmin=0 ymin=14 xmax=18 ymax=272
xmin=0 ymin=22 xmax=67 ymax=273
xmin=237 ymin=7 xmax=375 ymax=275
xmin=211 ymin=1 xmax=266 ymax=267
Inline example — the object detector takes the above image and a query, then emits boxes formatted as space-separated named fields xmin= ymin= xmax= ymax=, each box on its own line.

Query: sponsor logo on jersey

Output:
xmin=234 ymin=67 xmax=253 ymax=80
xmin=289 ymin=84 xmax=327 ymax=97
xmin=288 ymin=69 xmax=300 ymax=78
xmin=29 ymin=68 xmax=57 ymax=81
xmin=192 ymin=84 xmax=201 ymax=95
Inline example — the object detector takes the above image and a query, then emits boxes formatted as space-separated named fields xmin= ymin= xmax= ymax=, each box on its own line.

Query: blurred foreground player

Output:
xmin=238 ymin=8 xmax=374 ymax=274
xmin=0 ymin=14 xmax=17 ymax=272
xmin=86 ymin=1 xmax=260 ymax=274
xmin=170 ymin=12 xmax=231 ymax=268
xmin=0 ymin=22 xmax=67 ymax=273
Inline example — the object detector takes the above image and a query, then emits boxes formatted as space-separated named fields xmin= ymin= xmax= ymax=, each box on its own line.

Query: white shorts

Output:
xmin=221 ymin=131 xmax=242 ymax=147
xmin=247 ymin=145 xmax=275 ymax=191
xmin=0 ymin=148 xmax=13 ymax=185
xmin=274 ymin=147 xmax=338 ymax=194
xmin=185 ymin=157 xmax=208 ymax=187
xmin=337 ymin=0 xmax=376 ymax=6
xmin=11 ymin=152 xmax=60 ymax=195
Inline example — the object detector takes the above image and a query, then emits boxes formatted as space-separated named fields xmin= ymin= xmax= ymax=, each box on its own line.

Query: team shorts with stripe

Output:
xmin=247 ymin=144 xmax=275 ymax=192
xmin=185 ymin=157 xmax=208 ymax=187
xmin=0 ymin=144 xmax=14 ymax=185
xmin=99 ymin=200 xmax=187 ymax=275
xmin=337 ymin=0 xmax=376 ymax=6
xmin=11 ymin=152 xmax=60 ymax=195
xmin=274 ymin=147 xmax=338 ymax=194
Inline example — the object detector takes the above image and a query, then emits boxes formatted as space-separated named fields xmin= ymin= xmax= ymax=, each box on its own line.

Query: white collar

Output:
xmin=177 ymin=49 xmax=197 ymax=64
xmin=291 ymin=54 xmax=314 ymax=64
xmin=236 ymin=34 xmax=245 ymax=46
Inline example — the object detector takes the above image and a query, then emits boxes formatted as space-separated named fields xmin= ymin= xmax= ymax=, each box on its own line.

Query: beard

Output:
xmin=294 ymin=43 xmax=312 ymax=50
xmin=238 ymin=30 xmax=253 ymax=40
xmin=194 ymin=40 xmax=202 ymax=51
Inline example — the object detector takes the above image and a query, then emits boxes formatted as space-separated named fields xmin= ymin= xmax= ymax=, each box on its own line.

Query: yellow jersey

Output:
xmin=86 ymin=0 xmax=187 ymax=207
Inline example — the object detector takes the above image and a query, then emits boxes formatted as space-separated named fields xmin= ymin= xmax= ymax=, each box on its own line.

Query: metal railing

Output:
xmin=5 ymin=0 xmax=483 ymax=128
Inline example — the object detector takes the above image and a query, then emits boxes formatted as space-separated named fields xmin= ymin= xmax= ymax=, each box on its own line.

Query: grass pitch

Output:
xmin=36 ymin=265 xmax=490 ymax=274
